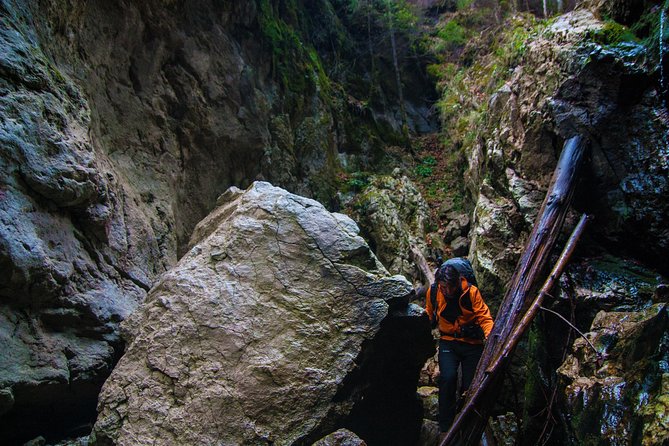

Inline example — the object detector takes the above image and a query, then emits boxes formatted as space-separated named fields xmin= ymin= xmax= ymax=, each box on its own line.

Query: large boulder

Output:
xmin=92 ymin=182 xmax=432 ymax=445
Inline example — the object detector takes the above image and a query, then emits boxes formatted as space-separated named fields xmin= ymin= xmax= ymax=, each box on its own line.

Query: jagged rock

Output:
xmin=489 ymin=413 xmax=518 ymax=446
xmin=442 ymin=213 xmax=470 ymax=241
xmin=449 ymin=236 xmax=470 ymax=257
xmin=419 ymin=354 xmax=440 ymax=387
xmin=92 ymin=182 xmax=430 ymax=446
xmin=417 ymin=386 xmax=439 ymax=421
xmin=351 ymin=174 xmax=430 ymax=281
xmin=558 ymin=303 xmax=669 ymax=445
xmin=312 ymin=429 xmax=366 ymax=446
xmin=559 ymin=255 xmax=661 ymax=315
xmin=469 ymin=189 xmax=525 ymax=304
xmin=0 ymin=4 xmax=162 ymax=442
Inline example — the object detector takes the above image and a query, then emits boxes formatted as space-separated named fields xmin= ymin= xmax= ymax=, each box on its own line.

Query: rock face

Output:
xmin=468 ymin=9 xmax=669 ymax=304
xmin=458 ymin=7 xmax=669 ymax=443
xmin=1 ymin=2 xmax=162 ymax=441
xmin=350 ymin=173 xmax=429 ymax=280
xmin=92 ymin=182 xmax=431 ymax=446
xmin=558 ymin=303 xmax=669 ymax=445
xmin=0 ymin=0 xmax=435 ymax=441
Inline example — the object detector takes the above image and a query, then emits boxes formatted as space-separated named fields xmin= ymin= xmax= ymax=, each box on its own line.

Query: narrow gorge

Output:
xmin=0 ymin=0 xmax=667 ymax=445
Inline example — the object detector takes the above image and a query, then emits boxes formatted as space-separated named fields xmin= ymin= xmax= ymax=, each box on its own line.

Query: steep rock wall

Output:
xmin=0 ymin=0 xmax=435 ymax=442
xmin=460 ymin=6 xmax=669 ymax=443
xmin=468 ymin=9 xmax=669 ymax=301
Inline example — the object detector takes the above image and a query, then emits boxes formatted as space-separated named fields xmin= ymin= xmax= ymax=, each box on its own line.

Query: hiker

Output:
xmin=425 ymin=261 xmax=494 ymax=434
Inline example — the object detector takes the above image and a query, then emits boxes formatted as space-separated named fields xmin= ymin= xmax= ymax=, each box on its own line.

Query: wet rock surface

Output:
xmin=558 ymin=303 xmax=669 ymax=445
xmin=312 ymin=429 xmax=367 ymax=446
xmin=92 ymin=182 xmax=432 ymax=446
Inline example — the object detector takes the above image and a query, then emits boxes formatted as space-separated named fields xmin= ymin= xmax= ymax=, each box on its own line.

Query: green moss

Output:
xmin=437 ymin=20 xmax=467 ymax=47
xmin=585 ymin=20 xmax=639 ymax=46
xmin=258 ymin=0 xmax=332 ymax=98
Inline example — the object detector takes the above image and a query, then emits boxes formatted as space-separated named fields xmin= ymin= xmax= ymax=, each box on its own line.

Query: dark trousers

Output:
xmin=438 ymin=339 xmax=484 ymax=432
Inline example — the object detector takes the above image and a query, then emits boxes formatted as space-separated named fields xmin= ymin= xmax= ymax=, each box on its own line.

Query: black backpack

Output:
xmin=429 ymin=257 xmax=478 ymax=328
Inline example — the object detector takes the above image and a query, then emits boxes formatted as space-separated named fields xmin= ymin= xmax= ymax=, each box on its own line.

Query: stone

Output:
xmin=417 ymin=386 xmax=439 ymax=421
xmin=350 ymin=175 xmax=430 ymax=281
xmin=0 ymin=0 xmax=437 ymax=441
xmin=558 ymin=303 xmax=669 ymax=445
xmin=416 ymin=419 xmax=441 ymax=446
xmin=468 ymin=8 xmax=669 ymax=305
xmin=312 ymin=429 xmax=367 ymax=446
xmin=489 ymin=413 xmax=518 ymax=446
xmin=449 ymin=236 xmax=470 ymax=257
xmin=92 ymin=182 xmax=429 ymax=446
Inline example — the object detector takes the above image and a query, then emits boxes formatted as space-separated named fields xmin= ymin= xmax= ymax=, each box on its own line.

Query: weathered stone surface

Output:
xmin=92 ymin=182 xmax=428 ymax=446
xmin=417 ymin=419 xmax=440 ymax=446
xmin=417 ymin=386 xmax=439 ymax=421
xmin=312 ymin=429 xmax=367 ymax=446
xmin=488 ymin=413 xmax=518 ymax=446
xmin=351 ymin=173 xmax=429 ymax=281
xmin=468 ymin=9 xmax=669 ymax=302
xmin=558 ymin=303 xmax=669 ymax=445
xmin=0 ymin=0 xmax=436 ymax=441
xmin=0 ymin=3 xmax=162 ymax=441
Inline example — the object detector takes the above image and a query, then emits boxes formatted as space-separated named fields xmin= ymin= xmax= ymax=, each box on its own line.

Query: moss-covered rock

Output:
xmin=350 ymin=173 xmax=429 ymax=281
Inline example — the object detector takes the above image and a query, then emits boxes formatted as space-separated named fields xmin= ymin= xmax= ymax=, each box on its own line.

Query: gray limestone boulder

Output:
xmin=91 ymin=182 xmax=427 ymax=446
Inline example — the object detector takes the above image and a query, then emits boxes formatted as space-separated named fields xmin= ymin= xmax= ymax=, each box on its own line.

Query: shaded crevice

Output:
xmin=340 ymin=311 xmax=433 ymax=446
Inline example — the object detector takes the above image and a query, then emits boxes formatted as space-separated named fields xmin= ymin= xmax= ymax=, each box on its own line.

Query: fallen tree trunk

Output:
xmin=411 ymin=245 xmax=434 ymax=297
xmin=441 ymin=135 xmax=588 ymax=445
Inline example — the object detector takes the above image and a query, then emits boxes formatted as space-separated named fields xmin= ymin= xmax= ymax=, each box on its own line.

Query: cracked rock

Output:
xmin=92 ymin=182 xmax=425 ymax=446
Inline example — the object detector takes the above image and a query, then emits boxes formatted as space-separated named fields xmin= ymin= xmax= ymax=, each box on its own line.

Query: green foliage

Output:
xmin=258 ymin=0 xmax=333 ymax=96
xmin=630 ymin=3 xmax=669 ymax=64
xmin=456 ymin=0 xmax=474 ymax=10
xmin=415 ymin=165 xmax=433 ymax=177
xmin=338 ymin=171 xmax=371 ymax=193
xmin=437 ymin=20 xmax=467 ymax=46
xmin=586 ymin=20 xmax=639 ymax=46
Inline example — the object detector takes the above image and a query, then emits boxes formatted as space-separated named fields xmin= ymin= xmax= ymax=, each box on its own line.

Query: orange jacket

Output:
xmin=426 ymin=277 xmax=494 ymax=344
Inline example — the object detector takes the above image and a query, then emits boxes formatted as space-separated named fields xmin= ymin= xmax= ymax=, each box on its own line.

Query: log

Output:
xmin=441 ymin=135 xmax=588 ymax=445
xmin=409 ymin=244 xmax=434 ymax=301
xmin=410 ymin=244 xmax=435 ymax=285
